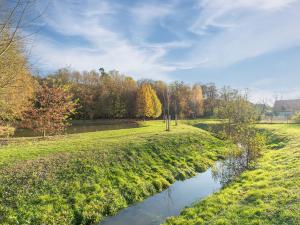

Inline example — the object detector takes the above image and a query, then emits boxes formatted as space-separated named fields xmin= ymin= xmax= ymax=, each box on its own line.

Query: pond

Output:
xmin=13 ymin=120 xmax=139 ymax=137
xmin=99 ymin=167 xmax=221 ymax=225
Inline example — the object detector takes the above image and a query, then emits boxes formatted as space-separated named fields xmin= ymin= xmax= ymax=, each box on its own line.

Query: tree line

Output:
xmin=0 ymin=18 xmax=225 ymax=138
xmin=39 ymin=68 xmax=218 ymax=120
xmin=0 ymin=14 xmax=220 ymax=137
xmin=0 ymin=57 xmax=220 ymax=137
xmin=0 ymin=0 xmax=239 ymax=137
xmin=0 ymin=32 xmax=262 ymax=139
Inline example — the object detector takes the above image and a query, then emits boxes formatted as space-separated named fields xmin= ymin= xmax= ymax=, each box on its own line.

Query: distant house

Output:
xmin=273 ymin=99 xmax=300 ymax=117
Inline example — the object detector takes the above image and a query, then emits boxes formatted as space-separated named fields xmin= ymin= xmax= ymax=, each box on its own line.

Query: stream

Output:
xmin=100 ymin=167 xmax=222 ymax=225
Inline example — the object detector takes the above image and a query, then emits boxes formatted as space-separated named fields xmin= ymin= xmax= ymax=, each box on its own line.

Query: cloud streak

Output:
xmin=32 ymin=0 xmax=180 ymax=80
xmin=183 ymin=0 xmax=300 ymax=68
xmin=30 ymin=0 xmax=300 ymax=93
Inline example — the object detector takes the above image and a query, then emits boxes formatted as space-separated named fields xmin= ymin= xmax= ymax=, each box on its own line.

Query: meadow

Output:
xmin=0 ymin=121 xmax=230 ymax=224
xmin=164 ymin=123 xmax=300 ymax=225
xmin=2 ymin=2 xmax=299 ymax=225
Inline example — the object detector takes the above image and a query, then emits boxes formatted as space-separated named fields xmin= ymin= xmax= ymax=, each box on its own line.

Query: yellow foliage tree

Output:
xmin=0 ymin=29 xmax=35 ymax=123
xmin=136 ymin=84 xmax=162 ymax=118
xmin=191 ymin=84 xmax=204 ymax=117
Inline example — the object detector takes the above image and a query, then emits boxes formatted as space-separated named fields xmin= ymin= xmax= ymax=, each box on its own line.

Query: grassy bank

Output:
xmin=164 ymin=124 xmax=300 ymax=225
xmin=0 ymin=121 xmax=230 ymax=225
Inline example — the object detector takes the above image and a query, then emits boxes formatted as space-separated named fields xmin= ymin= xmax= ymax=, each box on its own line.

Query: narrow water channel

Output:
xmin=100 ymin=167 xmax=221 ymax=225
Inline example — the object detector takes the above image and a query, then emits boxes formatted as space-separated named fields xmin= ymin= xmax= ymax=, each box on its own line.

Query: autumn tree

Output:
xmin=153 ymin=80 xmax=168 ymax=120
xmin=39 ymin=68 xmax=207 ymax=121
xmin=216 ymin=87 xmax=259 ymax=138
xmin=0 ymin=34 xmax=35 ymax=123
xmin=190 ymin=84 xmax=204 ymax=118
xmin=169 ymin=81 xmax=193 ymax=123
xmin=0 ymin=27 xmax=35 ymax=139
xmin=44 ymin=68 xmax=138 ymax=120
xmin=169 ymin=82 xmax=180 ymax=124
xmin=123 ymin=76 xmax=137 ymax=118
xmin=102 ymin=70 xmax=135 ymax=119
xmin=136 ymin=84 xmax=162 ymax=119
xmin=0 ymin=0 xmax=47 ymax=134
xmin=0 ymin=1 xmax=48 ymax=127
xmin=216 ymin=87 xmax=263 ymax=169
xmin=45 ymin=68 xmax=101 ymax=120
xmin=22 ymin=84 xmax=77 ymax=137
xmin=202 ymin=83 xmax=218 ymax=116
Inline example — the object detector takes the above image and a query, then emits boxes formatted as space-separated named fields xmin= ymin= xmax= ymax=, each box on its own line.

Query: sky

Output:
xmin=28 ymin=0 xmax=300 ymax=104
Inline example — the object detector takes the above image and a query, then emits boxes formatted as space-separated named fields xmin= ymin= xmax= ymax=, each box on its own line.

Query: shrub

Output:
xmin=291 ymin=113 xmax=300 ymax=123
xmin=0 ymin=126 xmax=15 ymax=137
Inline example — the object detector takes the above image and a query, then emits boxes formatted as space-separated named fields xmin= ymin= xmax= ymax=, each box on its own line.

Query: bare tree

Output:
xmin=0 ymin=0 xmax=48 ymax=57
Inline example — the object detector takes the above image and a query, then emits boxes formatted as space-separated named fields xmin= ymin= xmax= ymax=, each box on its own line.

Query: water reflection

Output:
xmin=212 ymin=153 xmax=248 ymax=185
xmin=13 ymin=121 xmax=138 ymax=137
xmin=100 ymin=168 xmax=221 ymax=225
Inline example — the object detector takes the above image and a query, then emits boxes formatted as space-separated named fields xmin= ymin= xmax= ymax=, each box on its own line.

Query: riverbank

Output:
xmin=100 ymin=167 xmax=221 ymax=225
xmin=0 ymin=121 xmax=231 ymax=224
xmin=13 ymin=119 xmax=138 ymax=137
xmin=164 ymin=124 xmax=300 ymax=225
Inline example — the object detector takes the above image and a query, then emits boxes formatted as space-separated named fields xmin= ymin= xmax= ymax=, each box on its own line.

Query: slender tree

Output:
xmin=202 ymin=83 xmax=218 ymax=116
xmin=216 ymin=87 xmax=263 ymax=168
xmin=190 ymin=84 xmax=204 ymax=118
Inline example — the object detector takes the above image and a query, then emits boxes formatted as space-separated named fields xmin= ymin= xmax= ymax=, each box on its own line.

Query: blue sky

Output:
xmin=30 ymin=0 xmax=300 ymax=103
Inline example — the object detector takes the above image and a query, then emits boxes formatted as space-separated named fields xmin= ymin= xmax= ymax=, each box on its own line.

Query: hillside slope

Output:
xmin=0 ymin=121 xmax=230 ymax=225
xmin=164 ymin=124 xmax=300 ymax=225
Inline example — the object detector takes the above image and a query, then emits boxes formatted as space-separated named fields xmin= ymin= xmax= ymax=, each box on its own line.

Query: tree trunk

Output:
xmin=174 ymin=99 xmax=178 ymax=126
xmin=166 ymin=89 xmax=171 ymax=131
xmin=165 ymin=116 xmax=168 ymax=131
xmin=166 ymin=114 xmax=170 ymax=131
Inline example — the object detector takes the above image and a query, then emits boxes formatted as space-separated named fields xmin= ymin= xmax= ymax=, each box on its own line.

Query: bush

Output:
xmin=291 ymin=113 xmax=300 ymax=123
xmin=0 ymin=126 xmax=15 ymax=137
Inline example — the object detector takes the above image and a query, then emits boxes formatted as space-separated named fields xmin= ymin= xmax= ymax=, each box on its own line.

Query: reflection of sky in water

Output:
xmin=100 ymin=168 xmax=221 ymax=225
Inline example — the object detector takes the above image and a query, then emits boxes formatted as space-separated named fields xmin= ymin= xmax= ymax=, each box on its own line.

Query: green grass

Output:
xmin=0 ymin=121 xmax=231 ymax=225
xmin=0 ymin=121 xmax=207 ymax=167
xmin=164 ymin=123 xmax=300 ymax=225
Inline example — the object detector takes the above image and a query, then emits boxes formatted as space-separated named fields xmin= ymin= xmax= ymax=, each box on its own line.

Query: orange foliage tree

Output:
xmin=22 ymin=84 xmax=77 ymax=137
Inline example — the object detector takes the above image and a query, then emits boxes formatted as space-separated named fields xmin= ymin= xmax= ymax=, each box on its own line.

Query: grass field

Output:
xmin=0 ymin=121 xmax=231 ymax=225
xmin=164 ymin=123 xmax=300 ymax=225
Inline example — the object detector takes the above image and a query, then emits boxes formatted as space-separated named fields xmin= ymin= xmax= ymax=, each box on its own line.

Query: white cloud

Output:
xmin=191 ymin=0 xmax=296 ymax=33
xmin=184 ymin=0 xmax=300 ymax=68
xmin=249 ymin=88 xmax=300 ymax=105
xmin=31 ymin=0 xmax=179 ymax=80
xmin=130 ymin=3 xmax=174 ymax=25
xmin=30 ymin=0 xmax=300 ymax=86
xmin=32 ymin=36 xmax=175 ymax=80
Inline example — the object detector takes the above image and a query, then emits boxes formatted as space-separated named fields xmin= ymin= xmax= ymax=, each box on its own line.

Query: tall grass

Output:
xmin=164 ymin=124 xmax=300 ymax=225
